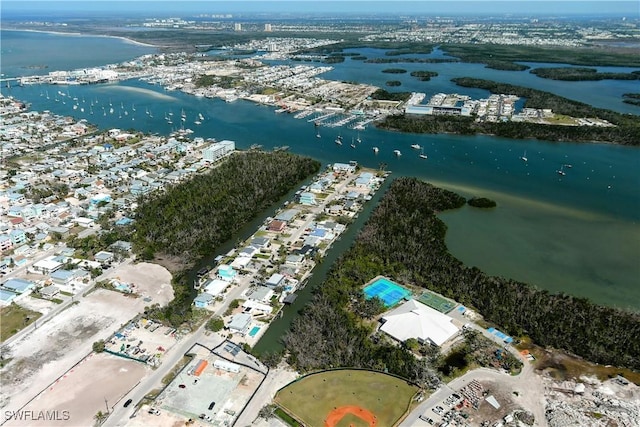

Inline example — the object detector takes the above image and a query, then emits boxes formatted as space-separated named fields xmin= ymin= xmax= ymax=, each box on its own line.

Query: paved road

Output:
xmin=103 ymin=277 xmax=255 ymax=427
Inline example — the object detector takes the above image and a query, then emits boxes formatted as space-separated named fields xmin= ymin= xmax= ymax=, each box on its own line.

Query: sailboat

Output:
xmin=520 ymin=150 xmax=528 ymax=162
xmin=419 ymin=148 xmax=428 ymax=159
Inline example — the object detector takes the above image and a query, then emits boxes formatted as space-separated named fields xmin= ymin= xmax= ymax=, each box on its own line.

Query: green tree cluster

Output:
xmin=284 ymin=177 xmax=640 ymax=376
xmin=133 ymin=152 xmax=320 ymax=259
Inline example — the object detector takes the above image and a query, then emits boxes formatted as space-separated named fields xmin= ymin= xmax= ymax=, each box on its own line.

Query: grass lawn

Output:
xmin=275 ymin=370 xmax=417 ymax=427
xmin=0 ymin=303 xmax=43 ymax=342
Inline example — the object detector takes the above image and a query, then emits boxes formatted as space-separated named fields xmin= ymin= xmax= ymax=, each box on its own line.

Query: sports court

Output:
xmin=363 ymin=277 xmax=411 ymax=307
xmin=416 ymin=290 xmax=456 ymax=313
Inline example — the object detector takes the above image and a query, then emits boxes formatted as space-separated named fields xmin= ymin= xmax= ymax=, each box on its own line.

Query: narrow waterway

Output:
xmin=252 ymin=176 xmax=393 ymax=355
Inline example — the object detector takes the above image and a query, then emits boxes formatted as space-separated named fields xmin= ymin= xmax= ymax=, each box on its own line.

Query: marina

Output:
xmin=1 ymin=32 xmax=639 ymax=311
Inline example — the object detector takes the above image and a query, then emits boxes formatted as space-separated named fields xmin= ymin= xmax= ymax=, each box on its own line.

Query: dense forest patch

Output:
xmin=133 ymin=151 xmax=320 ymax=259
xmin=530 ymin=67 xmax=640 ymax=81
xmin=281 ymin=178 xmax=640 ymax=376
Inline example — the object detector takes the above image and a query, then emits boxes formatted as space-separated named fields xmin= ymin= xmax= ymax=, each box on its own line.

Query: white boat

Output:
xmin=373 ymin=147 xmax=379 ymax=153
xmin=520 ymin=150 xmax=528 ymax=162
xmin=394 ymin=150 xmax=402 ymax=156
xmin=411 ymin=144 xmax=421 ymax=150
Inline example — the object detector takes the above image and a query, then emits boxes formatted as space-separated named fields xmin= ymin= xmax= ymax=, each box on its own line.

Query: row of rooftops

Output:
xmin=2 ymin=97 xmax=237 ymax=264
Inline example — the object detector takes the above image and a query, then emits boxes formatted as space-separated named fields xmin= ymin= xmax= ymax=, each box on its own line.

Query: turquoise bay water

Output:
xmin=1 ymin=31 xmax=638 ymax=310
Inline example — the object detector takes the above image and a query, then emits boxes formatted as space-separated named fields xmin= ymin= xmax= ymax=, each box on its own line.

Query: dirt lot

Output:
xmin=4 ymin=353 xmax=148 ymax=427
xmin=0 ymin=263 xmax=173 ymax=414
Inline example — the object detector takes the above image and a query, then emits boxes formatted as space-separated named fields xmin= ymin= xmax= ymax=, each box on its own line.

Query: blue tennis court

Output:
xmin=364 ymin=277 xmax=411 ymax=307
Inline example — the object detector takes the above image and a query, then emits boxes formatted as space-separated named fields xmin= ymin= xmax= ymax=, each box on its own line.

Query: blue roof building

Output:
xmin=0 ymin=289 xmax=17 ymax=305
xmin=217 ymin=265 xmax=236 ymax=282
xmin=193 ymin=293 xmax=215 ymax=308
xmin=2 ymin=278 xmax=35 ymax=294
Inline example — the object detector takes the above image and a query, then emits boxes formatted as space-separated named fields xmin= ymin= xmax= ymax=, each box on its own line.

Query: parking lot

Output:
xmin=154 ymin=344 xmax=264 ymax=426
xmin=105 ymin=318 xmax=179 ymax=366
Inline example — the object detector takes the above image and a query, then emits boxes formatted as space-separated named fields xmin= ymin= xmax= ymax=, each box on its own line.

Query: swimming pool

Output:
xmin=248 ymin=326 xmax=261 ymax=337
xmin=363 ymin=277 xmax=411 ymax=307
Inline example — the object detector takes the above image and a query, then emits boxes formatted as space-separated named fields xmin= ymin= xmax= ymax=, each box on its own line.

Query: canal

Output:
xmin=252 ymin=174 xmax=394 ymax=355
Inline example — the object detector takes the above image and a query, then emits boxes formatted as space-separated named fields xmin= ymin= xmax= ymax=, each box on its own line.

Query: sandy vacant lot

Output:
xmin=0 ymin=263 xmax=173 ymax=414
xmin=5 ymin=353 xmax=148 ymax=427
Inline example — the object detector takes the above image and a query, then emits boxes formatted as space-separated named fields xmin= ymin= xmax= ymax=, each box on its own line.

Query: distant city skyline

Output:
xmin=2 ymin=1 xmax=638 ymax=18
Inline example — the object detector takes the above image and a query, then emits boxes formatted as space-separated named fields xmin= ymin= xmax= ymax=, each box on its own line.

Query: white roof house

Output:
xmin=380 ymin=299 xmax=459 ymax=347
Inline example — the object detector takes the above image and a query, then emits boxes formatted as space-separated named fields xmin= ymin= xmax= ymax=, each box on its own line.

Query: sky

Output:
xmin=1 ymin=1 xmax=638 ymax=18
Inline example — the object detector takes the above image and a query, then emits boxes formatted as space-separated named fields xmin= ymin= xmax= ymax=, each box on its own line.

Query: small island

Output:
xmin=530 ymin=67 xmax=640 ymax=81
xmin=410 ymin=70 xmax=439 ymax=81
xmin=468 ymin=197 xmax=497 ymax=208
xmin=382 ymin=68 xmax=407 ymax=74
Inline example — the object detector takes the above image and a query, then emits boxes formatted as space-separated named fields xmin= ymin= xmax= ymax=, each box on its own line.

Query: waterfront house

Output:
xmin=250 ymin=237 xmax=270 ymax=249
xmin=203 ymin=279 xmax=230 ymax=298
xmin=265 ymin=273 xmax=285 ymax=288
xmin=275 ymin=209 xmax=300 ymax=222
xmin=217 ymin=265 xmax=236 ymax=282
xmin=332 ymin=163 xmax=356 ymax=174
xmin=245 ymin=286 xmax=274 ymax=304
xmin=228 ymin=313 xmax=252 ymax=335
xmin=267 ymin=220 xmax=286 ymax=232
xmin=241 ymin=299 xmax=273 ymax=315
xmin=298 ymin=192 xmax=317 ymax=206
xmin=285 ymin=254 xmax=304 ymax=267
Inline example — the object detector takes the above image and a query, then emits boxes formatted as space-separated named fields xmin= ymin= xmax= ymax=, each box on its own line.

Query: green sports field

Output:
xmin=274 ymin=369 xmax=417 ymax=427
xmin=416 ymin=291 xmax=456 ymax=313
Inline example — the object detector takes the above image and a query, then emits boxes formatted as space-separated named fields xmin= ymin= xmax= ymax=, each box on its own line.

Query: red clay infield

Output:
xmin=324 ymin=405 xmax=377 ymax=427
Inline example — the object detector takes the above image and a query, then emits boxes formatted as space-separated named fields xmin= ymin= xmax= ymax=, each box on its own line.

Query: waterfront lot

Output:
xmin=0 ymin=263 xmax=173 ymax=414
xmin=4 ymin=353 xmax=147 ymax=427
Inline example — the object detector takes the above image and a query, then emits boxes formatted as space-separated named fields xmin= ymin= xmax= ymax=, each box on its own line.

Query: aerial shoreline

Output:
xmin=2 ymin=27 xmax=160 ymax=49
